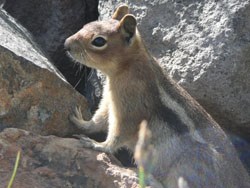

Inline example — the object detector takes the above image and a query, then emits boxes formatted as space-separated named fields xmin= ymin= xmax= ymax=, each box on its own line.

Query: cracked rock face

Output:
xmin=99 ymin=0 xmax=250 ymax=138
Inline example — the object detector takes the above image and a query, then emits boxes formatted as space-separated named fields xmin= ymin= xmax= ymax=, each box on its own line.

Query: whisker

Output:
xmin=73 ymin=74 xmax=84 ymax=89
xmin=75 ymin=64 xmax=81 ymax=76
xmin=87 ymin=69 xmax=95 ymax=81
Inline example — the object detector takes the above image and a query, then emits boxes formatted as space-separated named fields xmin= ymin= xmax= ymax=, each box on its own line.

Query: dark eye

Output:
xmin=91 ymin=37 xmax=107 ymax=47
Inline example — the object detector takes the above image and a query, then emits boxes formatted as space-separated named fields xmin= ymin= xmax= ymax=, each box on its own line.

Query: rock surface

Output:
xmin=0 ymin=9 xmax=91 ymax=136
xmin=0 ymin=128 xmax=141 ymax=188
xmin=99 ymin=0 xmax=250 ymax=138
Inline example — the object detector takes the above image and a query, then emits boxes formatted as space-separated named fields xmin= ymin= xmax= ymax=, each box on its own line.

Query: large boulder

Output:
xmin=0 ymin=9 xmax=91 ymax=136
xmin=99 ymin=0 xmax=250 ymax=139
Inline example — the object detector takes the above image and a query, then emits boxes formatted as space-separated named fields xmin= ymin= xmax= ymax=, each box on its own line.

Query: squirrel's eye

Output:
xmin=91 ymin=37 xmax=107 ymax=47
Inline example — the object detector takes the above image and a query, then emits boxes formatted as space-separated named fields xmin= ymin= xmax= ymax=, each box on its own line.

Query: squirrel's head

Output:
xmin=64 ymin=5 xmax=141 ymax=75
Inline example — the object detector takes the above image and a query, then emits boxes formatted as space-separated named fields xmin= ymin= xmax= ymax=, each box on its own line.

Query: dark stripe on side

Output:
xmin=155 ymin=103 xmax=189 ymax=134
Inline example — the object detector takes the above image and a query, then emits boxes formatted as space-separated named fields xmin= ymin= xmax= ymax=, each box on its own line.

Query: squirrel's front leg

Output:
xmin=69 ymin=106 xmax=93 ymax=131
xmin=72 ymin=113 xmax=124 ymax=153
xmin=70 ymin=88 xmax=124 ymax=153
xmin=69 ymin=98 xmax=109 ymax=134
xmin=70 ymin=106 xmax=116 ymax=153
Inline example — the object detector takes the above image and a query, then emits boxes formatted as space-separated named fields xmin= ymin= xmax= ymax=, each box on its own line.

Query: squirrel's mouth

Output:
xmin=65 ymin=50 xmax=75 ymax=61
xmin=65 ymin=48 xmax=93 ymax=70
xmin=64 ymin=37 xmax=87 ymax=65
xmin=65 ymin=50 xmax=77 ymax=64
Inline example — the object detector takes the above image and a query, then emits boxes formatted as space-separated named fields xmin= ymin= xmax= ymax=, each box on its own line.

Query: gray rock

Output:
xmin=99 ymin=0 xmax=250 ymax=137
xmin=0 ymin=9 xmax=63 ymax=78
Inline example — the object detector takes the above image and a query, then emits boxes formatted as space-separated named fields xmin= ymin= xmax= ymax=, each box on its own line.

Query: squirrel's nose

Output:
xmin=64 ymin=36 xmax=82 ymax=53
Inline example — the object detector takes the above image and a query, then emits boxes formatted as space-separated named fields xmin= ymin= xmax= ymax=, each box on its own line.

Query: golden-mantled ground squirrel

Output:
xmin=64 ymin=5 xmax=250 ymax=188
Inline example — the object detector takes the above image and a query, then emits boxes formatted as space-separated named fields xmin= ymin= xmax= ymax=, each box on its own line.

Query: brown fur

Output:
xmin=65 ymin=5 xmax=250 ymax=188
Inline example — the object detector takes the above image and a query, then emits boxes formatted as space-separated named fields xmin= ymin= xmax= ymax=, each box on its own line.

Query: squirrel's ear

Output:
xmin=119 ymin=14 xmax=137 ymax=44
xmin=112 ymin=4 xmax=129 ymax=20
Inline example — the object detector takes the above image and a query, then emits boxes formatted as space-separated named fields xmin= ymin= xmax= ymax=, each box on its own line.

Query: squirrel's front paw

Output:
xmin=69 ymin=106 xmax=90 ymax=130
